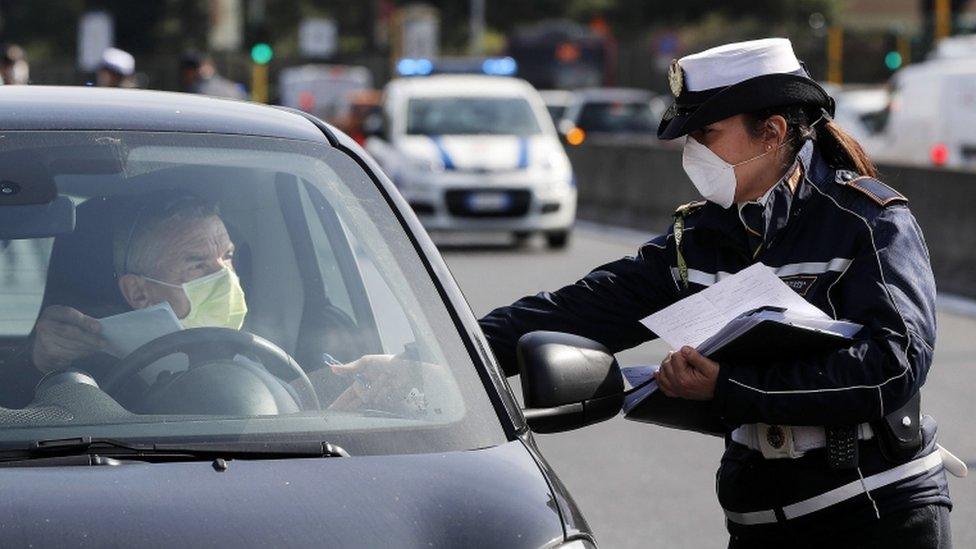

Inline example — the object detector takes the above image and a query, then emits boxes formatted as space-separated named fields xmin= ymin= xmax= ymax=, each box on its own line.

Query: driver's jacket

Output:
xmin=479 ymin=142 xmax=951 ymax=538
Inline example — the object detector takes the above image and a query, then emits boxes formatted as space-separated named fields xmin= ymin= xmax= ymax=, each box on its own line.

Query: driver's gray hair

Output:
xmin=113 ymin=193 xmax=219 ymax=277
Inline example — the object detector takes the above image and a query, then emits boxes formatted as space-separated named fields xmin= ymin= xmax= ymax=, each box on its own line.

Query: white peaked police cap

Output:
xmin=679 ymin=38 xmax=803 ymax=92
xmin=658 ymin=37 xmax=834 ymax=140
xmin=100 ymin=47 xmax=135 ymax=76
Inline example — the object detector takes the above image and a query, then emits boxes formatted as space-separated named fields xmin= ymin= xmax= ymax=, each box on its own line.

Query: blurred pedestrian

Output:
xmin=0 ymin=44 xmax=29 ymax=85
xmin=96 ymin=47 xmax=136 ymax=88
xmin=179 ymin=51 xmax=246 ymax=100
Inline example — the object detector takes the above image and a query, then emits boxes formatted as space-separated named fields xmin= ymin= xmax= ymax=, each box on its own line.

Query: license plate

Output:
xmin=465 ymin=192 xmax=511 ymax=212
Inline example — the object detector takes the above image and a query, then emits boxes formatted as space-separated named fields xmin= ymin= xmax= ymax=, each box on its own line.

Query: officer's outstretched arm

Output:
xmin=479 ymin=235 xmax=679 ymax=376
xmin=711 ymin=206 xmax=936 ymax=427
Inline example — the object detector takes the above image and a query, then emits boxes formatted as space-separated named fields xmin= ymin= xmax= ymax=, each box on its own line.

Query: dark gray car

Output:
xmin=0 ymin=87 xmax=624 ymax=548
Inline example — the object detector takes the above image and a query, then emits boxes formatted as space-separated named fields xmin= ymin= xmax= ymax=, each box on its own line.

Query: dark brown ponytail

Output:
xmin=816 ymin=118 xmax=878 ymax=178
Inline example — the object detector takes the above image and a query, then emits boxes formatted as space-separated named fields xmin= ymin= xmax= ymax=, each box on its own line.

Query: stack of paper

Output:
xmin=640 ymin=263 xmax=859 ymax=352
xmin=623 ymin=263 xmax=864 ymax=435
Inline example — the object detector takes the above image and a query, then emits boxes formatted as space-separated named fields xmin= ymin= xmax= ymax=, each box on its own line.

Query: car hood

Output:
xmin=0 ymin=440 xmax=565 ymax=548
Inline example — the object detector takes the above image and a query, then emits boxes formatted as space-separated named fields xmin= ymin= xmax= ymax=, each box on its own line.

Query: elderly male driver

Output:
xmin=22 ymin=194 xmax=406 ymax=410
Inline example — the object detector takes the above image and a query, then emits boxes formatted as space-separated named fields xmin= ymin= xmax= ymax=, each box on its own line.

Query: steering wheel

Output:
xmin=100 ymin=327 xmax=320 ymax=412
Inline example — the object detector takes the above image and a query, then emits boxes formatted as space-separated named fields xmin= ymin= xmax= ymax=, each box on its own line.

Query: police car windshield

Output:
xmin=406 ymin=97 xmax=542 ymax=136
xmin=0 ymin=130 xmax=505 ymax=457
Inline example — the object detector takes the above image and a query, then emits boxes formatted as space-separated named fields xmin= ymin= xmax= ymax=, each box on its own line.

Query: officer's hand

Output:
xmin=31 ymin=305 xmax=108 ymax=373
xmin=655 ymin=346 xmax=719 ymax=400
xmin=327 ymin=354 xmax=441 ymax=413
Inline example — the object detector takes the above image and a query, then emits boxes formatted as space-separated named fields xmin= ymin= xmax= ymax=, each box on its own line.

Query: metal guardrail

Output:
xmin=567 ymin=138 xmax=976 ymax=299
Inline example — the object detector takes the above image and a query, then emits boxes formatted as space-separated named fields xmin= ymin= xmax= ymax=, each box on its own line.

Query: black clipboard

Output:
xmin=623 ymin=311 xmax=859 ymax=435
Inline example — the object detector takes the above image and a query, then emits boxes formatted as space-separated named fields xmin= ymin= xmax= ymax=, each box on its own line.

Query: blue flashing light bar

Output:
xmin=482 ymin=57 xmax=517 ymax=76
xmin=396 ymin=57 xmax=518 ymax=77
xmin=397 ymin=58 xmax=434 ymax=77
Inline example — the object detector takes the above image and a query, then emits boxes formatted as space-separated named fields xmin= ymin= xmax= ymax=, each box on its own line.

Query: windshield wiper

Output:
xmin=0 ymin=436 xmax=350 ymax=464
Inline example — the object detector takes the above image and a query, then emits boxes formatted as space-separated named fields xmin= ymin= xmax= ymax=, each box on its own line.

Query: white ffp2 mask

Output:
xmin=681 ymin=136 xmax=781 ymax=209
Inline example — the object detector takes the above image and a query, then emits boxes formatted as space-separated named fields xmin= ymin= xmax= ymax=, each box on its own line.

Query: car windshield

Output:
xmin=576 ymin=101 xmax=658 ymax=133
xmin=0 ymin=131 xmax=506 ymax=456
xmin=406 ymin=97 xmax=542 ymax=136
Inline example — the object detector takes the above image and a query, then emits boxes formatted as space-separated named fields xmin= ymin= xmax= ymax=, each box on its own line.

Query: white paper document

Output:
xmin=640 ymin=263 xmax=831 ymax=350
xmin=97 ymin=302 xmax=183 ymax=358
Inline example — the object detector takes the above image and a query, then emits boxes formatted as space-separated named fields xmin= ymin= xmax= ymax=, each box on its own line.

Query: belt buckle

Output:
xmin=757 ymin=424 xmax=801 ymax=459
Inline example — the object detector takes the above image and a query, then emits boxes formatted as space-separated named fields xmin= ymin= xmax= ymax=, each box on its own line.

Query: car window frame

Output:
xmin=310 ymin=123 xmax=525 ymax=439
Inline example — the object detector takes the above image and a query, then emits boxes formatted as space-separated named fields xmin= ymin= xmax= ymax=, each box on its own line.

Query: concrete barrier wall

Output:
xmin=568 ymin=139 xmax=976 ymax=299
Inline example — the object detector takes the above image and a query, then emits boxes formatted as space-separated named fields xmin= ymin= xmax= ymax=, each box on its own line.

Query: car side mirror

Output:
xmin=518 ymin=331 xmax=624 ymax=433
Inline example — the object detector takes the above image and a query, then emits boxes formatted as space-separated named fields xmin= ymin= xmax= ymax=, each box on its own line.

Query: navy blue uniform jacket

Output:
xmin=479 ymin=142 xmax=951 ymax=537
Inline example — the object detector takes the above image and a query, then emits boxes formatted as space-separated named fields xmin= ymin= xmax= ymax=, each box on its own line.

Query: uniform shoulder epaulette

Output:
xmin=834 ymin=171 xmax=908 ymax=207
xmin=673 ymin=200 xmax=707 ymax=217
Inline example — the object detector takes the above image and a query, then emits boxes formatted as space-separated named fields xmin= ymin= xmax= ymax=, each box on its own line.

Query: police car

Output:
xmin=366 ymin=59 xmax=577 ymax=248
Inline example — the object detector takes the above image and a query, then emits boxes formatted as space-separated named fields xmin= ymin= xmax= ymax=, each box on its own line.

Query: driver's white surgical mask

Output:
xmin=143 ymin=266 xmax=248 ymax=330
xmin=681 ymin=136 xmax=788 ymax=209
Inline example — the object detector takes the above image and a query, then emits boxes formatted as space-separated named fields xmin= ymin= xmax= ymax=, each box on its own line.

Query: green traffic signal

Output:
xmin=251 ymin=42 xmax=273 ymax=65
xmin=884 ymin=51 xmax=902 ymax=70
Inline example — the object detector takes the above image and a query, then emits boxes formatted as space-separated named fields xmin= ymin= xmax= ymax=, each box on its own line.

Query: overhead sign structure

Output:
xmin=393 ymin=5 xmax=440 ymax=62
xmin=78 ymin=11 xmax=114 ymax=71
xmin=209 ymin=0 xmax=243 ymax=52
xmin=299 ymin=17 xmax=338 ymax=59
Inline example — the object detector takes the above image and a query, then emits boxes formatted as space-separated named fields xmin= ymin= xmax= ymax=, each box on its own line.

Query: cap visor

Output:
xmin=657 ymin=110 xmax=695 ymax=140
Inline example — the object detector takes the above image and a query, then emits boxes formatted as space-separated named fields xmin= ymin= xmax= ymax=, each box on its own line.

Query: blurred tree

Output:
xmin=0 ymin=0 xmax=843 ymax=62
xmin=0 ymin=0 xmax=209 ymax=59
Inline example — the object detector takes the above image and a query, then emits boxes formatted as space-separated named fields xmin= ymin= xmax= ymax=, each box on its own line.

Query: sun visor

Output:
xmin=0 ymin=196 xmax=76 ymax=239
xmin=0 ymin=150 xmax=58 ymax=205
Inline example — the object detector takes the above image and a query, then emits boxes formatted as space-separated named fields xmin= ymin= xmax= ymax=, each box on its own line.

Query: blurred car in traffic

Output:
xmin=539 ymin=89 xmax=576 ymax=124
xmin=367 ymin=70 xmax=577 ymax=249
xmin=0 ymin=85 xmax=614 ymax=548
xmin=868 ymin=58 xmax=976 ymax=169
xmin=558 ymin=88 xmax=662 ymax=146
xmin=278 ymin=63 xmax=373 ymax=124
xmin=331 ymin=88 xmax=383 ymax=146
xmin=508 ymin=19 xmax=612 ymax=90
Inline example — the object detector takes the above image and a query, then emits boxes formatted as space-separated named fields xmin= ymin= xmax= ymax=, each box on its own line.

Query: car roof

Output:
xmin=0 ymin=86 xmax=328 ymax=142
xmin=385 ymin=75 xmax=537 ymax=98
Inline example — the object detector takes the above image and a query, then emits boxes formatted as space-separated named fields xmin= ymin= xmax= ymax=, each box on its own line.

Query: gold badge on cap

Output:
xmin=668 ymin=59 xmax=684 ymax=97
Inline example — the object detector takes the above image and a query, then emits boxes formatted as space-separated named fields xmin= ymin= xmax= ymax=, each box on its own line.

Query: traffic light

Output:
xmin=885 ymin=51 xmax=903 ymax=70
xmin=250 ymin=41 xmax=273 ymax=103
xmin=251 ymin=42 xmax=273 ymax=65
xmin=883 ymin=30 xmax=907 ymax=72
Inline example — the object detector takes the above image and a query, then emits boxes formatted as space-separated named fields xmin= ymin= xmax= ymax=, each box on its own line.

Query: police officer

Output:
xmin=480 ymin=38 xmax=955 ymax=548
xmin=96 ymin=47 xmax=136 ymax=88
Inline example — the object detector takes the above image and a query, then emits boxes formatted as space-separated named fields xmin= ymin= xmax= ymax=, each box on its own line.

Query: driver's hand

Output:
xmin=328 ymin=354 xmax=433 ymax=413
xmin=31 ymin=305 xmax=108 ymax=373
